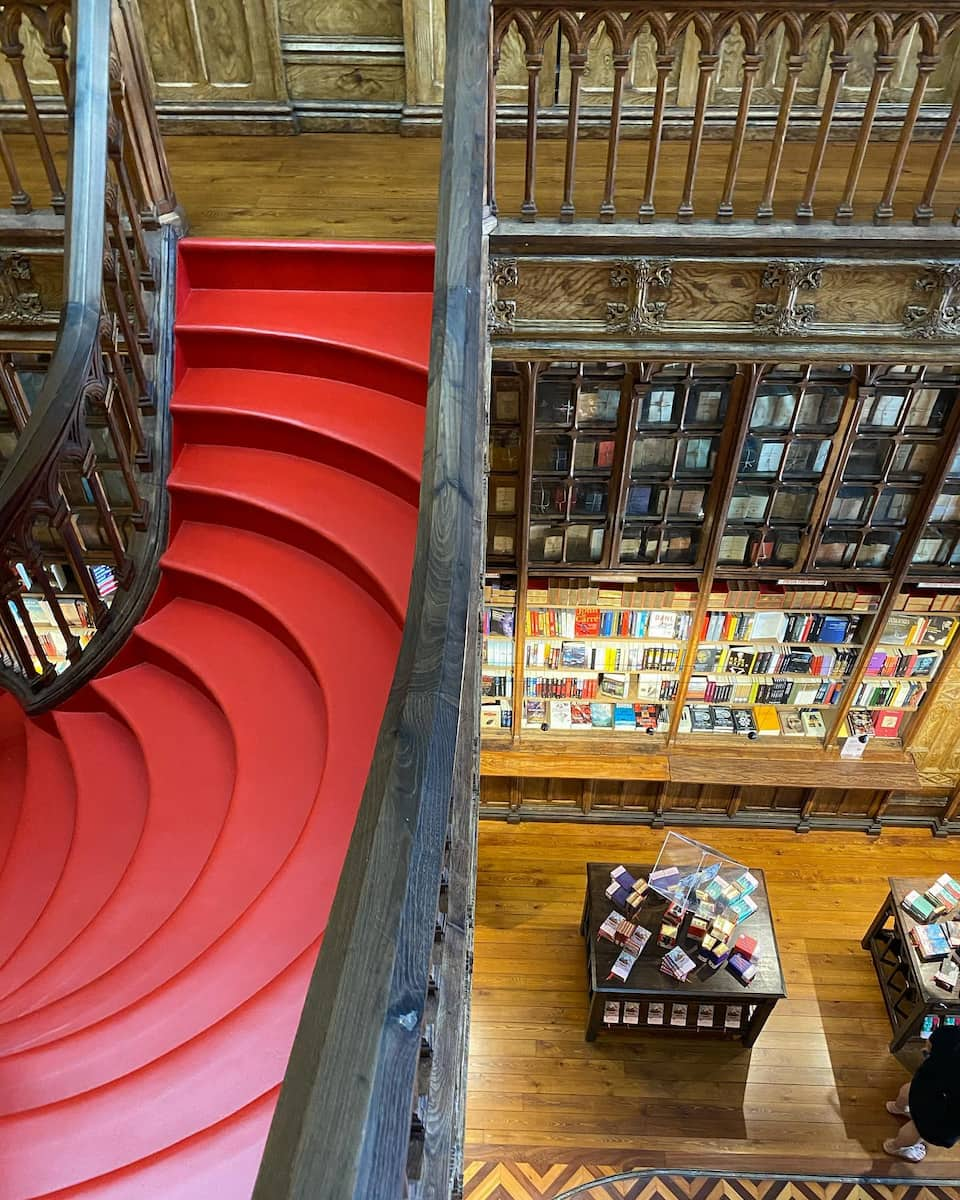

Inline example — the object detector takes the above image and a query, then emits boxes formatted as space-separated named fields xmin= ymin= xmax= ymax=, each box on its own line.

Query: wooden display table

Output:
xmin=862 ymin=877 xmax=960 ymax=1053
xmin=581 ymin=863 xmax=786 ymax=1046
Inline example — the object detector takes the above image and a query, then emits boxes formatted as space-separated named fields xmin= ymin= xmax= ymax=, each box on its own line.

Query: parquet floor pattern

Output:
xmin=463 ymin=1163 xmax=960 ymax=1200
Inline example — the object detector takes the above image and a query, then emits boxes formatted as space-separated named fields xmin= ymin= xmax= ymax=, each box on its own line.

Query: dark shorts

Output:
xmin=910 ymin=1074 xmax=960 ymax=1148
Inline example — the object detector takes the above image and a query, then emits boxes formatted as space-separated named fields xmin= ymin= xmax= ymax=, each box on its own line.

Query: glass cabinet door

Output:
xmin=619 ymin=362 xmax=735 ymax=567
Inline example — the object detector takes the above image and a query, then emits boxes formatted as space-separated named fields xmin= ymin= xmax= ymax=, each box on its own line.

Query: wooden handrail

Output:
xmin=0 ymin=0 xmax=179 ymax=711
xmin=251 ymin=0 xmax=489 ymax=1196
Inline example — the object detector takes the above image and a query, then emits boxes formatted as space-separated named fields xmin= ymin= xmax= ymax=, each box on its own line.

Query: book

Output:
xmin=724 ymin=1005 xmax=743 ymax=1030
xmin=522 ymin=699 xmax=547 ymax=729
xmin=697 ymin=1004 xmax=715 ymax=1028
xmin=882 ymin=615 xmax=915 ymax=645
xmin=613 ymin=704 xmax=635 ymax=729
xmin=690 ymin=705 xmax=714 ymax=733
xmin=603 ymin=1001 xmax=621 ymax=1025
xmin=571 ymin=701 xmax=593 ymax=726
xmin=590 ymin=703 xmax=614 ymax=728
xmin=550 ymin=700 xmax=572 ymax=730
xmin=800 ymin=709 xmax=826 ymax=738
xmin=920 ymin=616 xmax=957 ymax=648
xmin=623 ymin=1001 xmax=641 ymax=1025
xmin=678 ymin=705 xmax=692 ymax=733
xmin=711 ymin=705 xmax=735 ymax=734
xmin=600 ymin=673 xmax=629 ymax=699
xmin=732 ymin=707 xmax=758 ymax=735
xmin=695 ymin=647 xmax=722 ymax=671
xmin=754 ymin=705 xmax=781 ymax=735
xmin=935 ymin=959 xmax=959 ymax=991
xmin=902 ymin=890 xmax=938 ymax=922
xmin=779 ymin=709 xmax=805 ymax=736
xmin=561 ymin=641 xmax=587 ymax=668
xmin=872 ymin=708 xmax=904 ymax=738
xmin=647 ymin=1002 xmax=664 ymax=1025
xmin=670 ymin=1003 xmax=689 ymax=1026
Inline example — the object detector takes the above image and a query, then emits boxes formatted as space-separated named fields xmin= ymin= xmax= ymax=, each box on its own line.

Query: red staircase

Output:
xmin=0 ymin=240 xmax=433 ymax=1198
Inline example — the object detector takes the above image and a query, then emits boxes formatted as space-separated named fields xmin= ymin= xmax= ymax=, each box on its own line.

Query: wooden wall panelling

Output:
xmin=137 ymin=0 xmax=290 ymax=129
xmin=279 ymin=0 xmax=405 ymax=117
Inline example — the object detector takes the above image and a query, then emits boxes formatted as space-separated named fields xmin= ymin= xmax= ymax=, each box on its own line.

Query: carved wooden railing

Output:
xmin=489 ymin=1 xmax=960 ymax=226
xmin=252 ymin=0 xmax=488 ymax=1196
xmin=0 ymin=0 xmax=179 ymax=710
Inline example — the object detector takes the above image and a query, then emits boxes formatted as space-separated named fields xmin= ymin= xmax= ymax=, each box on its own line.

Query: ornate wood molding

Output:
xmin=605 ymin=258 xmax=672 ymax=334
xmin=752 ymin=260 xmax=823 ymax=336
xmin=903 ymin=263 xmax=960 ymax=340
xmin=0 ymin=252 xmax=44 ymax=324
xmin=487 ymin=249 xmax=960 ymax=356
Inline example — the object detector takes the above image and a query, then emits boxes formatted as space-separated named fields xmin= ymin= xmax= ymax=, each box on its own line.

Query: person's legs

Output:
xmin=886 ymin=1081 xmax=912 ymax=1116
xmin=884 ymin=1119 xmax=927 ymax=1161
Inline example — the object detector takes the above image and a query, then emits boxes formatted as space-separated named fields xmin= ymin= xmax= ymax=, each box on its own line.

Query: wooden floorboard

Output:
xmin=466 ymin=823 xmax=960 ymax=1184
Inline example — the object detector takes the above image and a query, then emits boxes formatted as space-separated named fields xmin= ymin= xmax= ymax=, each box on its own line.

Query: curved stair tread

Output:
xmin=174 ymin=326 xmax=427 ymax=407
xmin=178 ymin=288 xmax=432 ymax=370
xmin=0 ymin=724 xmax=76 ymax=970
xmin=0 ymin=697 xmax=27 ymax=880
xmin=0 ymin=953 xmax=315 ymax=1198
xmin=0 ymin=665 xmax=233 ymax=1036
xmin=0 ymin=599 xmax=325 ymax=1051
xmin=39 ymin=1092 xmax=276 ymax=1199
xmin=172 ymin=367 xmax=425 ymax=505
xmin=179 ymin=237 xmax=434 ymax=294
xmin=0 ymin=713 xmax=148 ymax=1003
xmin=168 ymin=443 xmax=417 ymax=624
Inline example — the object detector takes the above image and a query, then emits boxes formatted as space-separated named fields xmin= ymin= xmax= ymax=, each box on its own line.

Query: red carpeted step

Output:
xmin=171 ymin=368 xmax=425 ymax=506
xmin=0 ymin=950 xmax=316 ymax=1198
xmin=0 ymin=696 xmax=26 ymax=880
xmin=0 ymin=663 xmax=233 ymax=1036
xmin=178 ymin=288 xmax=433 ymax=369
xmin=38 ymin=1092 xmax=277 ymax=1200
xmin=0 ymin=723 xmax=75 ymax=970
xmin=168 ymin=443 xmax=417 ymax=624
xmin=0 ymin=712 xmax=147 ymax=1004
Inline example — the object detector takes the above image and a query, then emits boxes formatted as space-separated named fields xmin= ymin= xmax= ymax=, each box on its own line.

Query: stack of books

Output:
xmin=660 ymin=946 xmax=697 ymax=982
xmin=935 ymin=959 xmax=959 ymax=992
xmin=909 ymin=923 xmax=951 ymax=961
xmin=902 ymin=890 xmax=941 ymax=922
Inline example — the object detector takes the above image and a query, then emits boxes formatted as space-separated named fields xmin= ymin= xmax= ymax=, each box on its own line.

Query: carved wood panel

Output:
xmin=138 ymin=0 xmax=285 ymax=102
xmin=489 ymin=251 xmax=960 ymax=354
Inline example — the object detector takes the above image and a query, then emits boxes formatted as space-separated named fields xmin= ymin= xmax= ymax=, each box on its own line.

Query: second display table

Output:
xmin=581 ymin=862 xmax=786 ymax=1046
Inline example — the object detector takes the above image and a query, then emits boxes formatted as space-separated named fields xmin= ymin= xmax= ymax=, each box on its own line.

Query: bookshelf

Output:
xmin=482 ymin=358 xmax=960 ymax=761
xmin=481 ymin=578 xmax=516 ymax=738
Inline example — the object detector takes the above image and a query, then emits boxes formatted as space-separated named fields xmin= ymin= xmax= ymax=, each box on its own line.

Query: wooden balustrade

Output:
xmin=251 ymin=0 xmax=488 ymax=1195
xmin=0 ymin=0 xmax=179 ymax=712
xmin=490 ymin=2 xmax=960 ymax=226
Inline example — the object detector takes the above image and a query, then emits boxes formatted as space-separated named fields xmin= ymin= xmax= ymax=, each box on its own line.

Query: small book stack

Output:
xmin=660 ymin=946 xmax=697 ymax=982
xmin=935 ymin=958 xmax=959 ymax=992
xmin=727 ymin=933 xmax=761 ymax=985
xmin=658 ymin=919 xmax=679 ymax=950
xmin=902 ymin=890 xmax=941 ymax=922
xmin=598 ymin=912 xmax=649 ymax=956
xmin=909 ymin=922 xmax=951 ymax=961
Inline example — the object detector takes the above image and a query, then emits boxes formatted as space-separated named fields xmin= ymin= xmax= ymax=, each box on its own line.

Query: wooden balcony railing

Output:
xmin=489 ymin=1 xmax=960 ymax=227
xmin=251 ymin=0 xmax=489 ymax=1196
xmin=0 ymin=0 xmax=179 ymax=711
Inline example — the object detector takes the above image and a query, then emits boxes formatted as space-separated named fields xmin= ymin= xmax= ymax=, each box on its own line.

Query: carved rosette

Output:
xmin=903 ymin=263 xmax=960 ymax=340
xmin=0 ymin=253 xmax=43 ymax=324
xmin=488 ymin=257 xmax=519 ymax=334
xmin=752 ymin=260 xmax=822 ymax=336
xmin=605 ymin=258 xmax=673 ymax=334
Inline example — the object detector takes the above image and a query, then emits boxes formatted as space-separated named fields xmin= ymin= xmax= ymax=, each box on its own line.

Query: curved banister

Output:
xmin=251 ymin=0 xmax=489 ymax=1194
xmin=0 ymin=0 xmax=108 ymax=522
xmin=0 ymin=0 xmax=179 ymax=711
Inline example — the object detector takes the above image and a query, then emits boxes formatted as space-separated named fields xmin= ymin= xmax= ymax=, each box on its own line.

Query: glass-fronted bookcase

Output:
xmin=482 ymin=358 xmax=960 ymax=753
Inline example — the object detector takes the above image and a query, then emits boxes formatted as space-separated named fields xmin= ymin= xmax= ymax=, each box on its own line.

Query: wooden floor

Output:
xmin=158 ymin=133 xmax=957 ymax=240
xmin=466 ymin=822 xmax=960 ymax=1182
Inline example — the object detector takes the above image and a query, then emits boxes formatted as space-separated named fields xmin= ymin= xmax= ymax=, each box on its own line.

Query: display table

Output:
xmin=862 ymin=877 xmax=960 ymax=1052
xmin=581 ymin=863 xmax=786 ymax=1046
